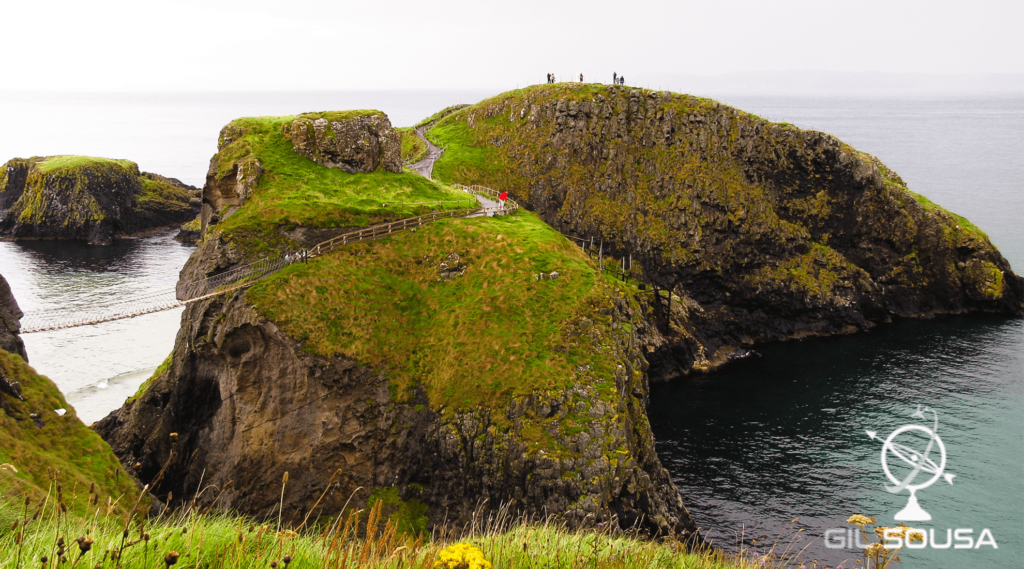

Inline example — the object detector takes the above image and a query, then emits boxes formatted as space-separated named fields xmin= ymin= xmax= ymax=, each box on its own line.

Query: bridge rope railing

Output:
xmin=20 ymin=186 xmax=517 ymax=334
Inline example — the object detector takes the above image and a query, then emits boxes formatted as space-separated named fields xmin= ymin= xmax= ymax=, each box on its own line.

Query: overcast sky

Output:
xmin=2 ymin=0 xmax=1022 ymax=91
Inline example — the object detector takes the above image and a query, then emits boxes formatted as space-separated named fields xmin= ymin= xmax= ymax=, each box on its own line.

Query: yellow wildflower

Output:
xmin=846 ymin=514 xmax=875 ymax=527
xmin=433 ymin=543 xmax=492 ymax=569
xmin=864 ymin=542 xmax=885 ymax=556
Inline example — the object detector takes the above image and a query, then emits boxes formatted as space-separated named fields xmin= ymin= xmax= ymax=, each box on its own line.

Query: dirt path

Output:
xmin=408 ymin=126 xmax=444 ymax=180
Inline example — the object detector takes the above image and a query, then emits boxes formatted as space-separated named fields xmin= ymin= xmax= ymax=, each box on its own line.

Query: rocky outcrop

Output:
xmin=95 ymin=280 xmax=696 ymax=536
xmin=0 ymin=273 xmax=27 ymax=362
xmin=283 ymin=111 xmax=401 ymax=174
xmin=428 ymin=85 xmax=1024 ymax=377
xmin=175 ymin=214 xmax=202 ymax=244
xmin=0 ymin=156 xmax=200 ymax=244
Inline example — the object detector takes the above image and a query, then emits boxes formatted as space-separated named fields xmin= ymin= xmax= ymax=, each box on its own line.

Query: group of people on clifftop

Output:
xmin=545 ymin=72 xmax=625 ymax=85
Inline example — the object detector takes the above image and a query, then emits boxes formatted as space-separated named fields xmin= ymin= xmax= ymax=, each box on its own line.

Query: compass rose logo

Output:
xmin=866 ymin=405 xmax=956 ymax=521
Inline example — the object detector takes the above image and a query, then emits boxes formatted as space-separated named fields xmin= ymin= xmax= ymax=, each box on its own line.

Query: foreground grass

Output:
xmin=0 ymin=494 xmax=795 ymax=569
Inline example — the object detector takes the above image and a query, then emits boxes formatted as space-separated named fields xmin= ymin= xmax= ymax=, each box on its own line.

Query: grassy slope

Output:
xmin=425 ymin=84 xmax=1000 ymax=294
xmin=398 ymin=127 xmax=428 ymax=163
xmin=209 ymin=116 xmax=475 ymax=253
xmin=0 ymin=351 xmax=141 ymax=517
xmin=246 ymin=211 xmax=625 ymax=411
xmin=424 ymin=85 xmax=808 ymax=270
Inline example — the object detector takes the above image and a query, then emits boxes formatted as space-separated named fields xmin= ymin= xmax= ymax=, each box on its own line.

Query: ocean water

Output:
xmin=0 ymin=91 xmax=1021 ymax=568
xmin=650 ymin=95 xmax=1024 ymax=568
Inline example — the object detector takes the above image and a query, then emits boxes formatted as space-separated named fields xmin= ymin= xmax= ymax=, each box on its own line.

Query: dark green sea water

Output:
xmin=650 ymin=96 xmax=1023 ymax=568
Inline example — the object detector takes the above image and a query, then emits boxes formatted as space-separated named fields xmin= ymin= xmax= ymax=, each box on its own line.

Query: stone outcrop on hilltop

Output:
xmin=200 ymin=111 xmax=402 ymax=233
xmin=0 ymin=274 xmax=26 ymax=363
xmin=0 ymin=156 xmax=200 ymax=244
xmin=283 ymin=111 xmax=401 ymax=174
xmin=95 ymin=109 xmax=699 ymax=538
xmin=427 ymin=84 xmax=1024 ymax=378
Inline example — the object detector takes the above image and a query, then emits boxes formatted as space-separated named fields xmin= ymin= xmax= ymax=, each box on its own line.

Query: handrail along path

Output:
xmin=20 ymin=186 xmax=518 ymax=333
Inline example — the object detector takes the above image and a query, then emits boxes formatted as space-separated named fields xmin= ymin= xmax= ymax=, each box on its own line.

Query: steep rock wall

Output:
xmin=0 ymin=273 xmax=26 ymax=362
xmin=95 ymin=280 xmax=696 ymax=536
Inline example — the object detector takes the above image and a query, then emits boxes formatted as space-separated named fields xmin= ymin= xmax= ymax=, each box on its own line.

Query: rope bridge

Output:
xmin=20 ymin=186 xmax=518 ymax=334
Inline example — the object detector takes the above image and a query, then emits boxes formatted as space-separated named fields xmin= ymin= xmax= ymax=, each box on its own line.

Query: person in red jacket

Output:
xmin=498 ymin=191 xmax=508 ymax=209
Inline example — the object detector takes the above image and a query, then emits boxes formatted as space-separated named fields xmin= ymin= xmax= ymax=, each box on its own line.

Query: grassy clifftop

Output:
xmin=201 ymin=114 xmax=473 ymax=254
xmin=423 ymin=84 xmax=1022 ymax=373
xmin=247 ymin=211 xmax=626 ymax=412
xmin=0 ymin=155 xmax=198 ymax=243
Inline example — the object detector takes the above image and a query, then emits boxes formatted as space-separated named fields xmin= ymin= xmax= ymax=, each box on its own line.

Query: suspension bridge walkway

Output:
xmin=19 ymin=185 xmax=517 ymax=334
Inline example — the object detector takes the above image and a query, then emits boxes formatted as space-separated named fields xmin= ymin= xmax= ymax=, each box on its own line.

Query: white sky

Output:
xmin=1 ymin=0 xmax=1022 ymax=91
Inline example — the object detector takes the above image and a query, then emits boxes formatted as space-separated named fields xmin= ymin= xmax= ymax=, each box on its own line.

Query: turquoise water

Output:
xmin=650 ymin=96 xmax=1023 ymax=568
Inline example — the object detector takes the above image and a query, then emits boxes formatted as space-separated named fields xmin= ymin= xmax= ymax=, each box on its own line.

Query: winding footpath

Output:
xmin=407 ymin=126 xmax=444 ymax=180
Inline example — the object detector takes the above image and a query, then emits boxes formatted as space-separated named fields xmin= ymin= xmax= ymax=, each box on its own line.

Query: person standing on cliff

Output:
xmin=619 ymin=75 xmax=625 ymax=85
xmin=580 ymin=73 xmax=584 ymax=83
xmin=613 ymin=72 xmax=617 ymax=84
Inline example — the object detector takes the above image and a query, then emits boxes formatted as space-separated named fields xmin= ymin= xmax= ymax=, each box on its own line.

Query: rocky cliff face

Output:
xmin=0 ymin=156 xmax=200 ymax=244
xmin=95 ymin=278 xmax=694 ymax=535
xmin=283 ymin=111 xmax=401 ymax=174
xmin=0 ymin=274 xmax=26 ymax=362
xmin=427 ymin=84 xmax=1024 ymax=377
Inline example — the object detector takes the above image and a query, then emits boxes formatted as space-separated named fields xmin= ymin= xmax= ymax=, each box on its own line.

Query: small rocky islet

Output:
xmin=0 ymin=155 xmax=200 ymax=244
xmin=2 ymin=86 xmax=1022 ymax=546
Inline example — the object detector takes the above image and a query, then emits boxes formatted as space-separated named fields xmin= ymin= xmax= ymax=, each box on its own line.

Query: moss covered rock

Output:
xmin=0 ymin=274 xmax=26 ymax=362
xmin=283 ymin=110 xmax=401 ymax=174
xmin=0 ymin=156 xmax=200 ymax=244
xmin=426 ymin=84 xmax=1024 ymax=376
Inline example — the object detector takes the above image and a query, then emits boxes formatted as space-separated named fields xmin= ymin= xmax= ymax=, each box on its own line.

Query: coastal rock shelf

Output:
xmin=0 ymin=156 xmax=200 ymax=244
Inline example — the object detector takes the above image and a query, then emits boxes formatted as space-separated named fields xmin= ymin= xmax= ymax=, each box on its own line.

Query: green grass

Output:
xmin=0 ymin=351 xmax=141 ymax=517
xmin=0 ymin=495 xmax=791 ymax=569
xmin=208 ymin=115 xmax=474 ymax=254
xmin=35 ymin=156 xmax=137 ymax=174
xmin=135 ymin=176 xmax=194 ymax=215
xmin=398 ymin=127 xmax=428 ymax=163
xmin=246 ymin=211 xmax=625 ymax=411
